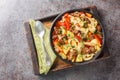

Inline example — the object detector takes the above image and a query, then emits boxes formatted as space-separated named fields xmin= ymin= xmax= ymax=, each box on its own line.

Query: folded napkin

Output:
xmin=29 ymin=19 xmax=56 ymax=74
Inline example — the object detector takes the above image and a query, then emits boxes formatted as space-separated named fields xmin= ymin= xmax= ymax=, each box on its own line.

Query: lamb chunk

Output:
xmin=59 ymin=39 xmax=65 ymax=45
xmin=96 ymin=25 xmax=102 ymax=32
xmin=81 ymin=47 xmax=90 ymax=54
xmin=71 ymin=12 xmax=81 ymax=17
xmin=68 ymin=49 xmax=77 ymax=61
xmin=52 ymin=35 xmax=58 ymax=39
xmin=89 ymin=46 xmax=96 ymax=53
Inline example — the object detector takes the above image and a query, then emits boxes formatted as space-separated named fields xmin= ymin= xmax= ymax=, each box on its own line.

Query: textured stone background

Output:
xmin=0 ymin=0 xmax=120 ymax=80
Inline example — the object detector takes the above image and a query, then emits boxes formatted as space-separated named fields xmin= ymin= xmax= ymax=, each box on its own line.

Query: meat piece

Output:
xmin=68 ymin=49 xmax=77 ymax=61
xmin=82 ymin=46 xmax=96 ymax=54
xmin=58 ymin=35 xmax=67 ymax=45
xmin=73 ymin=29 xmax=79 ymax=34
xmin=71 ymin=12 xmax=80 ymax=17
xmin=70 ymin=27 xmax=74 ymax=32
xmin=88 ymin=35 xmax=94 ymax=41
xmin=81 ymin=47 xmax=90 ymax=54
xmin=54 ymin=27 xmax=59 ymax=34
xmin=89 ymin=46 xmax=96 ymax=53
xmin=52 ymin=35 xmax=58 ymax=39
xmin=96 ymin=25 xmax=101 ymax=32
xmin=87 ymin=32 xmax=94 ymax=41
xmin=97 ymin=33 xmax=102 ymax=38
xmin=77 ymin=32 xmax=81 ymax=36
xmin=59 ymin=39 xmax=65 ymax=45
xmin=85 ymin=18 xmax=91 ymax=23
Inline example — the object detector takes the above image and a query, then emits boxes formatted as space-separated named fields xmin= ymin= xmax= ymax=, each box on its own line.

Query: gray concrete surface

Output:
xmin=0 ymin=0 xmax=120 ymax=80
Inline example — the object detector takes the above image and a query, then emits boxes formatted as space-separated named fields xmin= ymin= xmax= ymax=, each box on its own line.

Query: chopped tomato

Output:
xmin=75 ymin=35 xmax=81 ymax=42
xmin=94 ymin=34 xmax=102 ymax=46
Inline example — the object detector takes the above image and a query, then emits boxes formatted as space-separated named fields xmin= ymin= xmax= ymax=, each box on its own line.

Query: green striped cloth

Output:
xmin=29 ymin=19 xmax=56 ymax=74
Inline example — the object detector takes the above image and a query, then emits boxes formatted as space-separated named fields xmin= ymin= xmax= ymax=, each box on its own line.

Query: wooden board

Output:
xmin=24 ymin=6 xmax=110 ymax=75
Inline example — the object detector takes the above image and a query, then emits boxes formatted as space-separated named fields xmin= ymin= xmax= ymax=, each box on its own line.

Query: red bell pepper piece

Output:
xmin=64 ymin=13 xmax=70 ymax=30
xmin=64 ymin=20 xmax=70 ymax=30
xmin=64 ymin=13 xmax=69 ymax=18
xmin=56 ymin=13 xmax=70 ymax=30
xmin=56 ymin=21 xmax=65 ymax=27
xmin=75 ymin=35 xmax=81 ymax=42
xmin=94 ymin=34 xmax=102 ymax=47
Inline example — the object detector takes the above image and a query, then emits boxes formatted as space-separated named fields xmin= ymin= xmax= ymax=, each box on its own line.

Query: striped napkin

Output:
xmin=29 ymin=19 xmax=56 ymax=74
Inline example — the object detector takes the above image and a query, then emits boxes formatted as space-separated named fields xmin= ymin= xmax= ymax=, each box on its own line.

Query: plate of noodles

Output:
xmin=50 ymin=8 xmax=105 ymax=65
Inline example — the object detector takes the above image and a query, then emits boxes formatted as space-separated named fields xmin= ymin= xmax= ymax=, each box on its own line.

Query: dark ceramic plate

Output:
xmin=50 ymin=7 xmax=105 ymax=65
